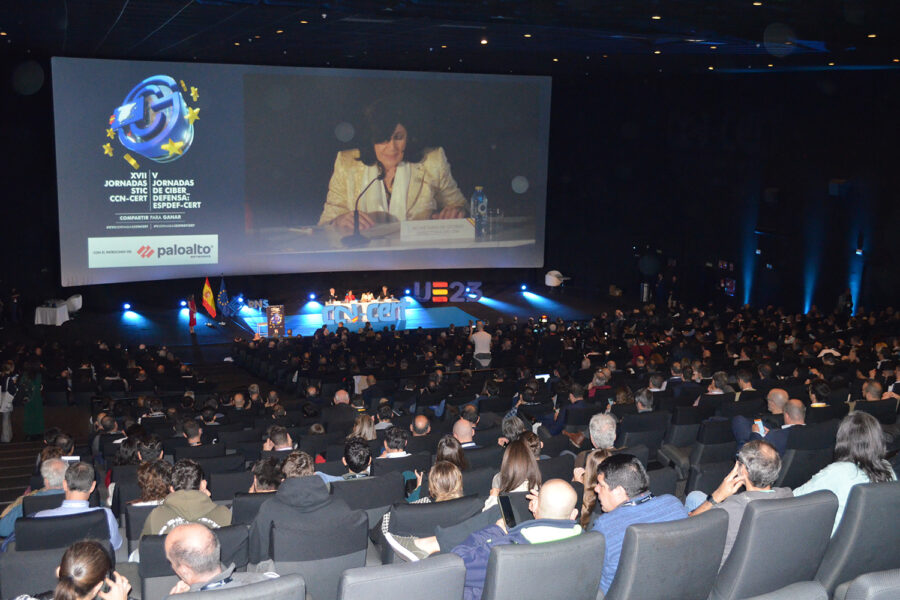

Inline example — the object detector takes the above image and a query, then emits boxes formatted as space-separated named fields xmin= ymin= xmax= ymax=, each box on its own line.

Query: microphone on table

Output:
xmin=342 ymin=164 xmax=385 ymax=248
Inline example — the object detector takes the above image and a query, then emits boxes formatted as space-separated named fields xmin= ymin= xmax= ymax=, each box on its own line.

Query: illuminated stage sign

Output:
xmin=321 ymin=301 xmax=406 ymax=326
xmin=413 ymin=281 xmax=483 ymax=303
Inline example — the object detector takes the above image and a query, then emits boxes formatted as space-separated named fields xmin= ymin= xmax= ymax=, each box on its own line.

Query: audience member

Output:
xmin=0 ymin=457 xmax=66 ymax=536
xmin=142 ymin=459 xmax=231 ymax=536
xmin=591 ymin=454 xmax=689 ymax=594
xmin=687 ymin=440 xmax=791 ymax=563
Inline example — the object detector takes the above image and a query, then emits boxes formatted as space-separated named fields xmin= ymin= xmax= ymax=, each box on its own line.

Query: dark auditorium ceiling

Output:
xmin=1 ymin=1 xmax=899 ymax=75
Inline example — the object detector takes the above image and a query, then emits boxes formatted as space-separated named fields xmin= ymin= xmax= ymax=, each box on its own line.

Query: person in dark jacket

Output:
xmin=248 ymin=450 xmax=355 ymax=564
xmin=451 ymin=479 xmax=582 ymax=600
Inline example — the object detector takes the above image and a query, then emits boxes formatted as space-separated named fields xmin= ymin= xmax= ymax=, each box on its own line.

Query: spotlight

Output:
xmin=465 ymin=286 xmax=471 ymax=293
xmin=520 ymin=284 xmax=527 ymax=291
xmin=237 ymin=296 xmax=244 ymax=303
xmin=404 ymin=289 xmax=411 ymax=295
xmin=309 ymin=293 xmax=316 ymax=300
xmin=855 ymin=249 xmax=863 ymax=256
xmin=180 ymin=300 xmax=187 ymax=307
xmin=123 ymin=303 xmax=131 ymax=310
xmin=755 ymin=249 xmax=762 ymax=255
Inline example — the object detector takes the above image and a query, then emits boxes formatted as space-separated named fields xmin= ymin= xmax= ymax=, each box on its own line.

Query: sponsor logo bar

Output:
xmin=88 ymin=235 xmax=218 ymax=268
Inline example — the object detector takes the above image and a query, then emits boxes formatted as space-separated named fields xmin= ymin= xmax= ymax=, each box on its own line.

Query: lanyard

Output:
xmin=621 ymin=493 xmax=654 ymax=508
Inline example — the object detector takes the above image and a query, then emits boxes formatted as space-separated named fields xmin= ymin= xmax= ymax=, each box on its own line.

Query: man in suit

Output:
xmin=732 ymin=397 xmax=806 ymax=455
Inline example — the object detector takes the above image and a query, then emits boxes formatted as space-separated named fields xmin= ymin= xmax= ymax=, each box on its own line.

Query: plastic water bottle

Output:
xmin=470 ymin=186 xmax=488 ymax=239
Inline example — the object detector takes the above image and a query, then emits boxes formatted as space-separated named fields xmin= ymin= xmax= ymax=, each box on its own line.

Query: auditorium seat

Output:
xmin=465 ymin=445 xmax=505 ymax=470
xmin=481 ymin=531 xmax=605 ymax=600
xmin=775 ymin=420 xmax=839 ymax=488
xmin=659 ymin=418 xmax=736 ymax=482
xmin=196 ymin=453 xmax=247 ymax=475
xmin=371 ymin=452 xmax=431 ymax=476
xmin=380 ymin=495 xmax=484 ymax=564
xmin=709 ymin=491 xmax=839 ymax=600
xmin=537 ymin=453 xmax=574 ymax=482
xmin=605 ymin=509 xmax=727 ymax=600
xmin=739 ymin=582 xmax=829 ymax=600
xmin=172 ymin=574 xmax=306 ymax=600
xmin=338 ymin=554 xmax=465 ymax=600
xmin=232 ymin=492 xmax=272 ymax=525
xmin=853 ymin=399 xmax=898 ymax=425
xmin=331 ymin=472 xmax=406 ymax=527
xmin=814 ymin=482 xmax=900 ymax=598
xmin=125 ymin=503 xmax=156 ymax=552
xmin=272 ymin=510 xmax=368 ymax=600
xmin=838 ymin=568 xmax=900 ymax=600
xmin=207 ymin=469 xmax=254 ymax=501
xmin=14 ymin=510 xmax=110 ymax=551
xmin=174 ymin=443 xmax=226 ymax=461
xmin=646 ymin=466 xmax=678 ymax=497
xmin=461 ymin=465 xmax=497 ymax=498
xmin=0 ymin=541 xmax=114 ymax=600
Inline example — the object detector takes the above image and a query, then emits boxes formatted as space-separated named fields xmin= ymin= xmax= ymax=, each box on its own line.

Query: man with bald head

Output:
xmin=165 ymin=523 xmax=277 ymax=594
xmin=733 ymin=392 xmax=806 ymax=455
xmin=451 ymin=479 xmax=583 ymax=600
xmin=410 ymin=415 xmax=431 ymax=437
xmin=452 ymin=418 xmax=479 ymax=449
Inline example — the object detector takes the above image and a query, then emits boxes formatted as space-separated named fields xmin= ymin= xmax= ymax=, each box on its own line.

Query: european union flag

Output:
xmin=217 ymin=277 xmax=230 ymax=317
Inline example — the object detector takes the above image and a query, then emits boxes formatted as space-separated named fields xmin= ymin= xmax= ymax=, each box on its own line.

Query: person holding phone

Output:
xmin=451 ymin=480 xmax=582 ymax=600
xmin=14 ymin=540 xmax=131 ymax=600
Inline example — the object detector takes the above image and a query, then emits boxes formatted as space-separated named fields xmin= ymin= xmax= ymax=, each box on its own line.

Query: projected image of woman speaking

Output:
xmin=318 ymin=99 xmax=467 ymax=231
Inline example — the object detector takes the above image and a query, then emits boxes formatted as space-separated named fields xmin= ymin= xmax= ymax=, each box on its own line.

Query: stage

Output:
xmin=22 ymin=286 xmax=600 ymax=362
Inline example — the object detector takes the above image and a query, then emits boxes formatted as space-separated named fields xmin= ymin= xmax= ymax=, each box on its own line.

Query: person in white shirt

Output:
xmin=469 ymin=321 xmax=493 ymax=368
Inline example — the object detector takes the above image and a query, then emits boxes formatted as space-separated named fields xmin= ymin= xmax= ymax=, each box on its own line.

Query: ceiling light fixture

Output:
xmin=828 ymin=62 xmax=835 ymax=66
xmin=275 ymin=30 xmax=283 ymax=34
xmin=441 ymin=45 xmax=447 ymax=48
xmin=653 ymin=50 xmax=661 ymax=54
xmin=768 ymin=63 xmax=773 ymax=67
xmin=708 ymin=65 xmax=714 ymax=70
xmin=524 ymin=34 xmax=532 ymax=38
xmin=234 ymin=42 xmax=240 ymax=46
xmin=651 ymin=15 xmax=661 ymax=20
xmin=752 ymin=1 xmax=762 ymax=5
xmin=481 ymin=38 xmax=488 ymax=45
xmin=710 ymin=45 xmax=717 ymax=50
xmin=553 ymin=58 xmax=559 ymax=62
xmin=300 ymin=20 xmax=308 ymax=24
xmin=867 ymin=34 xmax=877 ymax=38
xmin=894 ymin=58 xmax=900 ymax=63
xmin=0 ymin=32 xmax=7 ymax=36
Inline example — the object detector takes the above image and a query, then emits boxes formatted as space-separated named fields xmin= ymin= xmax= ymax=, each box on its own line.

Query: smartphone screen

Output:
xmin=498 ymin=495 xmax=517 ymax=529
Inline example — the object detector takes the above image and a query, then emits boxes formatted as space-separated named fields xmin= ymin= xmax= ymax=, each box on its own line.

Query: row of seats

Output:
xmin=3 ymin=481 xmax=898 ymax=600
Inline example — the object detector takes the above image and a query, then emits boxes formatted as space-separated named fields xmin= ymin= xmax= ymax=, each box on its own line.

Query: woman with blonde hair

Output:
xmin=578 ymin=448 xmax=612 ymax=528
xmin=347 ymin=414 xmax=376 ymax=441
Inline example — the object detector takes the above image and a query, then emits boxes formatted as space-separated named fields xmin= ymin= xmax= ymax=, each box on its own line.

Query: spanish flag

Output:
xmin=202 ymin=277 xmax=216 ymax=318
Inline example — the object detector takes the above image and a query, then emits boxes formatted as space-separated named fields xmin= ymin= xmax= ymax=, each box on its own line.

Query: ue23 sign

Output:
xmin=413 ymin=281 xmax=482 ymax=303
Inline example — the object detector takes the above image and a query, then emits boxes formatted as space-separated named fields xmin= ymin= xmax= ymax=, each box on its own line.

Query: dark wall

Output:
xmin=1 ymin=52 xmax=898 ymax=312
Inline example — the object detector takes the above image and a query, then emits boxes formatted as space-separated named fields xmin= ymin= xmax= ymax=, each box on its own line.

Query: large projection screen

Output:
xmin=51 ymin=58 xmax=551 ymax=286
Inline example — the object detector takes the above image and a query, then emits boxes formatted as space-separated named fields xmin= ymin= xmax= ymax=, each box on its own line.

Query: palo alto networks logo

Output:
xmin=137 ymin=245 xmax=155 ymax=258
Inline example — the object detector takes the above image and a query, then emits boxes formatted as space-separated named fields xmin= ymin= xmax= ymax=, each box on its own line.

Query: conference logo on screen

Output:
xmin=87 ymin=235 xmax=218 ymax=268
xmin=102 ymin=75 xmax=200 ymax=169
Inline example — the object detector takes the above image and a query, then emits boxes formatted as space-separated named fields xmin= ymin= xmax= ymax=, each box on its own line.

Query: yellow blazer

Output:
xmin=317 ymin=147 xmax=467 ymax=226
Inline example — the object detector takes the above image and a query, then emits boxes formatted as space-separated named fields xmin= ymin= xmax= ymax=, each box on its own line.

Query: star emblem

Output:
xmin=102 ymin=143 xmax=114 ymax=157
xmin=106 ymin=128 xmax=116 ymax=139
xmin=190 ymin=86 xmax=199 ymax=102
xmin=161 ymin=138 xmax=185 ymax=157
xmin=186 ymin=106 xmax=200 ymax=125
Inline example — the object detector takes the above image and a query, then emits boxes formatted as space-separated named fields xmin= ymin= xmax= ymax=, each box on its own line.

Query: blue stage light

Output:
xmin=237 ymin=296 xmax=244 ymax=303
xmin=309 ymin=293 xmax=316 ymax=300
xmin=855 ymin=248 xmax=863 ymax=256
xmin=520 ymin=284 xmax=527 ymax=291
xmin=180 ymin=300 xmax=187 ymax=307
xmin=465 ymin=286 xmax=471 ymax=293
xmin=123 ymin=303 xmax=131 ymax=310
xmin=755 ymin=248 xmax=762 ymax=255
xmin=404 ymin=289 xmax=411 ymax=296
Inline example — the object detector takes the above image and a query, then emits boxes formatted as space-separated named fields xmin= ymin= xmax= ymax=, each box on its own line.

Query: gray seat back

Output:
xmin=481 ymin=531 xmax=605 ymax=600
xmin=605 ymin=509 xmax=727 ymax=600
xmin=164 ymin=574 xmax=306 ymax=600
xmin=338 ymin=554 xmax=465 ymax=600
xmin=710 ymin=491 xmax=839 ymax=600
xmin=815 ymin=482 xmax=900 ymax=596
xmin=842 ymin=568 xmax=900 ymax=600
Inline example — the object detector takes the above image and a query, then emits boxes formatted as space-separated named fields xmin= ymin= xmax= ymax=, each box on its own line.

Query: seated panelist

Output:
xmin=325 ymin=287 xmax=339 ymax=303
xmin=344 ymin=290 xmax=357 ymax=302
xmin=318 ymin=99 xmax=467 ymax=231
xmin=378 ymin=285 xmax=394 ymax=301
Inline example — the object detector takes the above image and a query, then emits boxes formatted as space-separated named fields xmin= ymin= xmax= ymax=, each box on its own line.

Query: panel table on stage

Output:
xmin=323 ymin=299 xmax=401 ymax=323
xmin=34 ymin=301 xmax=70 ymax=326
